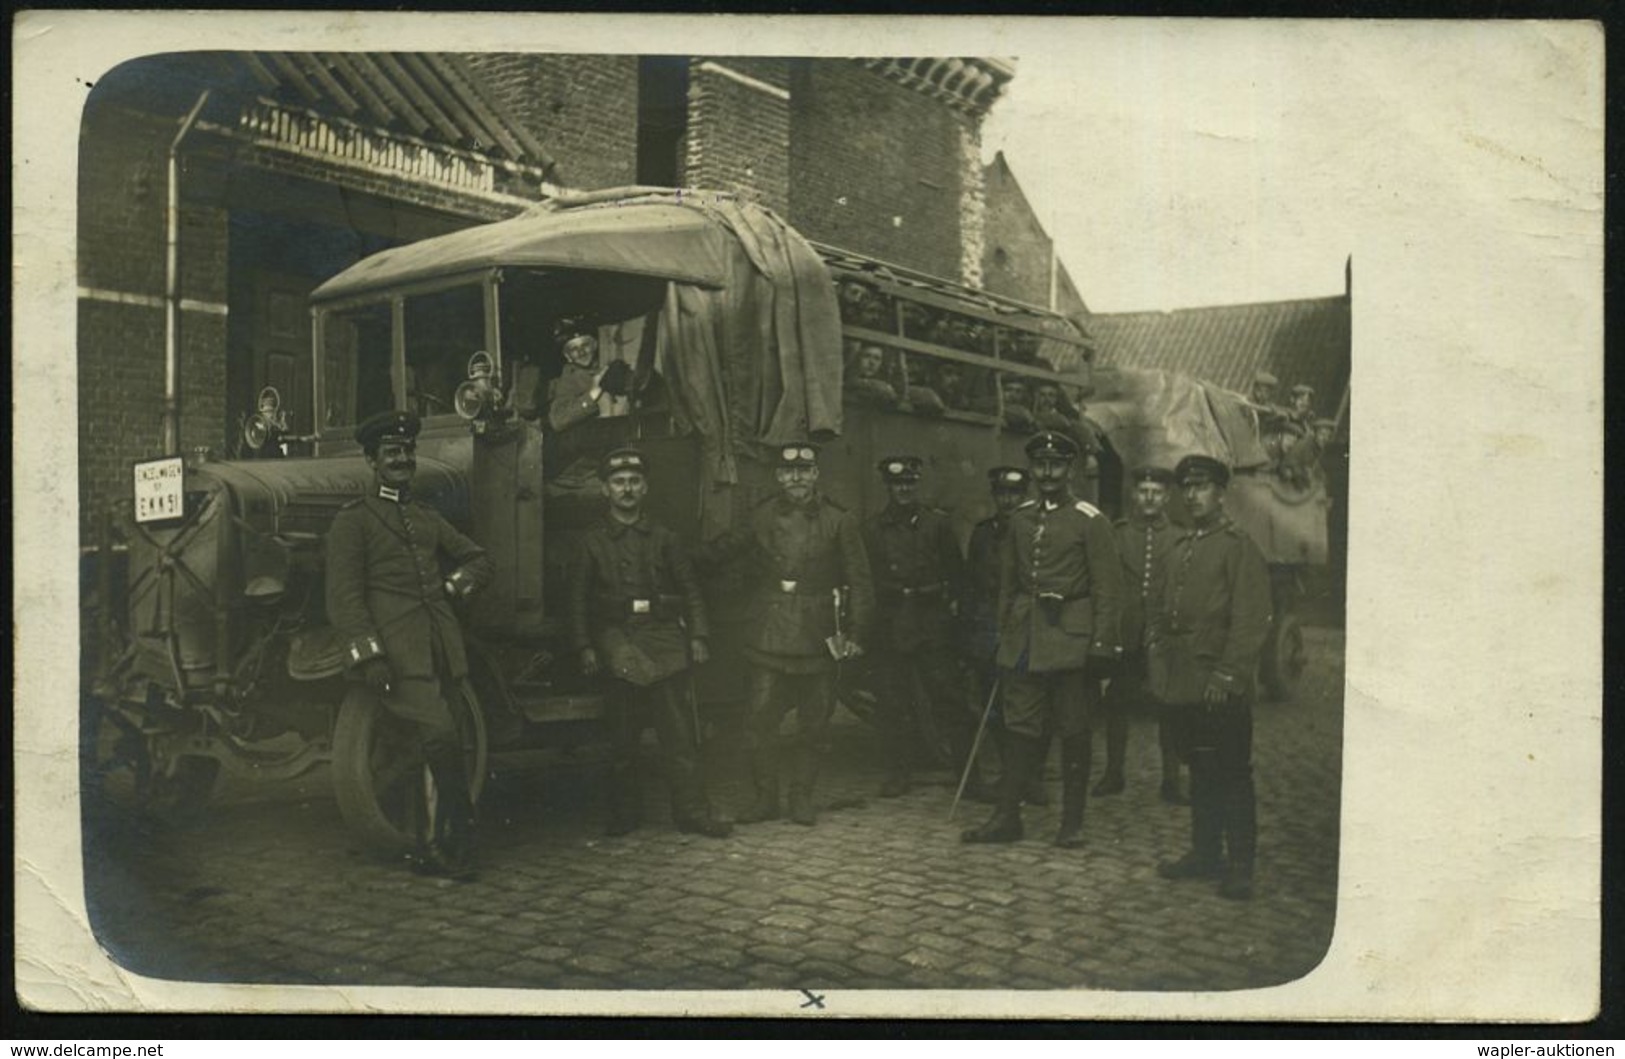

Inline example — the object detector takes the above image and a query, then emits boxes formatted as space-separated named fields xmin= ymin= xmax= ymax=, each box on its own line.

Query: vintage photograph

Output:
xmin=70 ymin=43 xmax=1348 ymax=998
xmin=17 ymin=13 xmax=1600 ymax=1022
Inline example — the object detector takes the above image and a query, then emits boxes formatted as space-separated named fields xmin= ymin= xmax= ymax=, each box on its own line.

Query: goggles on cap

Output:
xmin=604 ymin=453 xmax=644 ymax=472
xmin=886 ymin=461 xmax=906 ymax=475
xmin=781 ymin=446 xmax=818 ymax=463
xmin=998 ymin=470 xmax=1025 ymax=485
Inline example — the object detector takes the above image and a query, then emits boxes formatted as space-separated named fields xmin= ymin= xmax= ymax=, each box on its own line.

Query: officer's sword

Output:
xmin=950 ymin=677 xmax=1001 ymax=821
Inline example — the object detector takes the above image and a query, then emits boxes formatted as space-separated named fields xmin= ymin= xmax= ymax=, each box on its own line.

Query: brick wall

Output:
xmin=788 ymin=60 xmax=970 ymax=279
xmin=981 ymin=154 xmax=1089 ymax=316
xmin=684 ymin=58 xmax=791 ymax=214
xmin=78 ymin=104 xmax=229 ymax=534
xmin=461 ymin=53 xmax=639 ymax=190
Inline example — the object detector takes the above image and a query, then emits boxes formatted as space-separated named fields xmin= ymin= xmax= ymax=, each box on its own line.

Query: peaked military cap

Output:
xmin=1175 ymin=454 xmax=1231 ymax=488
xmin=776 ymin=441 xmax=820 ymax=468
xmin=598 ymin=447 xmax=649 ymax=479
xmin=877 ymin=455 xmax=923 ymax=482
xmin=356 ymin=409 xmax=421 ymax=455
xmin=987 ymin=465 xmax=1029 ymax=490
xmin=1024 ymin=430 xmax=1079 ymax=462
xmin=1290 ymin=383 xmax=1316 ymax=397
xmin=1131 ymin=465 xmax=1177 ymax=486
xmin=1253 ymin=369 xmax=1280 ymax=387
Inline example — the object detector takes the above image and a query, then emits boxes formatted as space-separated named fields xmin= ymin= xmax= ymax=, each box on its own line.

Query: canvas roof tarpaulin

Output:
xmin=311 ymin=200 xmax=735 ymax=303
xmin=1087 ymin=367 xmax=1327 ymax=565
xmin=622 ymin=194 xmax=843 ymax=520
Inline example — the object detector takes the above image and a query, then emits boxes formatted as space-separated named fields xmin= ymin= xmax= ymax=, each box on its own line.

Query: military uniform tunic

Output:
xmin=568 ymin=513 xmax=709 ymax=686
xmin=568 ymin=511 xmax=716 ymax=827
xmin=863 ymin=503 xmax=962 ymax=653
xmin=863 ymin=502 xmax=970 ymax=777
xmin=1151 ymin=518 xmax=1272 ymax=700
xmin=1149 ymin=515 xmax=1271 ymax=875
xmin=994 ymin=493 xmax=1125 ymax=740
xmin=734 ymin=494 xmax=874 ymax=674
xmin=964 ymin=512 xmax=1012 ymax=662
xmin=996 ymin=496 xmax=1125 ymax=673
xmin=1114 ymin=513 xmax=1179 ymax=653
xmin=326 ymin=487 xmax=492 ymax=733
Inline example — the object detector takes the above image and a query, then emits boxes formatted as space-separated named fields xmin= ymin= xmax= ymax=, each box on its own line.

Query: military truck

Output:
xmin=85 ymin=188 xmax=1327 ymax=852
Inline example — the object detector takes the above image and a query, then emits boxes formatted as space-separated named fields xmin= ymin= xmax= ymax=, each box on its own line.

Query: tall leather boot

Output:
xmin=737 ymin=742 xmax=780 ymax=823
xmin=1219 ymin=763 xmax=1258 ymax=900
xmin=1054 ymin=733 xmax=1091 ymax=848
xmin=1158 ymin=745 xmax=1223 ymax=880
xmin=962 ymin=732 xmax=1034 ymax=843
xmin=1092 ymin=702 xmax=1126 ymax=796
xmin=605 ymin=758 xmax=641 ymax=836
xmin=1159 ymin=745 xmax=1188 ymax=804
xmin=1000 ymin=727 xmax=1048 ymax=806
xmin=787 ymin=738 xmax=820 ymax=826
xmin=423 ymin=748 xmax=477 ymax=879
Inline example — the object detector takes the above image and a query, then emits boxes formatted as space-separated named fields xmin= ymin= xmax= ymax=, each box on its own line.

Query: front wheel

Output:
xmin=1261 ymin=612 xmax=1307 ymax=701
xmin=330 ymin=686 xmax=488 ymax=854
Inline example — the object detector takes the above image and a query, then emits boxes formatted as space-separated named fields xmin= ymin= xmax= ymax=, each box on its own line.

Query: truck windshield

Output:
xmin=404 ymin=284 xmax=486 ymax=420
xmin=321 ymin=301 xmax=392 ymax=430
xmin=318 ymin=282 xmax=489 ymax=430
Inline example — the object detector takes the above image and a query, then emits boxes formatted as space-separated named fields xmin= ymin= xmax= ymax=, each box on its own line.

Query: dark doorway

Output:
xmin=637 ymin=56 xmax=690 ymax=188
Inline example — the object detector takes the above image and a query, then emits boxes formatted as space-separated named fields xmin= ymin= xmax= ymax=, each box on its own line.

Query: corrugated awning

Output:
xmin=311 ymin=200 xmax=734 ymax=302
xmin=236 ymin=51 xmax=553 ymax=171
xmin=1087 ymin=295 xmax=1351 ymax=420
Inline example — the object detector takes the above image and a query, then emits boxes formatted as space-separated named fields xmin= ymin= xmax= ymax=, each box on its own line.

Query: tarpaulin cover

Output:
xmin=1086 ymin=367 xmax=1328 ymax=564
xmin=310 ymin=202 xmax=735 ymax=303
xmin=631 ymin=194 xmax=845 ymax=488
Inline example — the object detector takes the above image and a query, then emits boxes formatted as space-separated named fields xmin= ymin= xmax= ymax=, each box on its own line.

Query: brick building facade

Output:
xmin=76 ymin=52 xmax=1015 ymax=535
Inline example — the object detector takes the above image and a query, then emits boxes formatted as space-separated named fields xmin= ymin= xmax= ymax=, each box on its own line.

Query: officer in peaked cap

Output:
xmin=1150 ymin=452 xmax=1271 ymax=900
xmin=863 ymin=454 xmax=975 ymax=800
xmin=1095 ymin=465 xmax=1186 ymax=804
xmin=570 ymin=447 xmax=731 ymax=839
xmin=1024 ymin=428 xmax=1079 ymax=462
xmin=327 ymin=406 xmax=493 ymax=877
xmin=962 ymin=429 xmax=1124 ymax=848
xmin=699 ymin=439 xmax=873 ymax=827
xmin=355 ymin=408 xmax=422 ymax=455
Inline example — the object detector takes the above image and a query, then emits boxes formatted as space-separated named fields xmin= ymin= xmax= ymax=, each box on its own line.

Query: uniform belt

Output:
xmin=597 ymin=593 xmax=684 ymax=617
xmin=884 ymin=581 xmax=948 ymax=598
xmin=775 ymin=579 xmax=839 ymax=596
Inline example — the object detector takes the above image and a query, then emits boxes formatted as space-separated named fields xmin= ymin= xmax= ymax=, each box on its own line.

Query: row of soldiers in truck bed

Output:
xmin=330 ymin=410 xmax=1268 ymax=901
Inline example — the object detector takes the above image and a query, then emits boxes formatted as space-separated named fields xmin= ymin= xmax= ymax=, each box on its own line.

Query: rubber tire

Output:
xmin=83 ymin=696 xmax=219 ymax=824
xmin=1261 ymin=611 xmax=1307 ymax=701
xmin=331 ymin=686 xmax=489 ymax=854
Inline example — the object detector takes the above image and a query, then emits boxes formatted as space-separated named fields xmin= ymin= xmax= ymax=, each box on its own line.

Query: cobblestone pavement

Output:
xmin=82 ymin=629 xmax=1343 ymax=996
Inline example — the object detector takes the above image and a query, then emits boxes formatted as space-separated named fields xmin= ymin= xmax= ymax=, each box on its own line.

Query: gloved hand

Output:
xmin=360 ymin=658 xmax=393 ymax=697
xmin=1202 ymin=672 xmax=1233 ymax=705
xmin=597 ymin=360 xmax=633 ymax=397
xmin=580 ymin=647 xmax=601 ymax=677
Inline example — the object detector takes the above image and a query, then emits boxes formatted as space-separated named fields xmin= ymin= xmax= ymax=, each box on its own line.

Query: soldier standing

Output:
xmin=964 ymin=466 xmax=1045 ymax=806
xmin=713 ymin=443 xmax=874 ymax=826
xmin=1151 ymin=455 xmax=1273 ymax=900
xmin=569 ymin=448 xmax=732 ymax=839
xmin=326 ymin=410 xmax=493 ymax=876
xmin=863 ymin=455 xmax=975 ymax=798
xmin=1094 ymin=465 xmax=1186 ymax=803
xmin=962 ymin=431 xmax=1124 ymax=847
